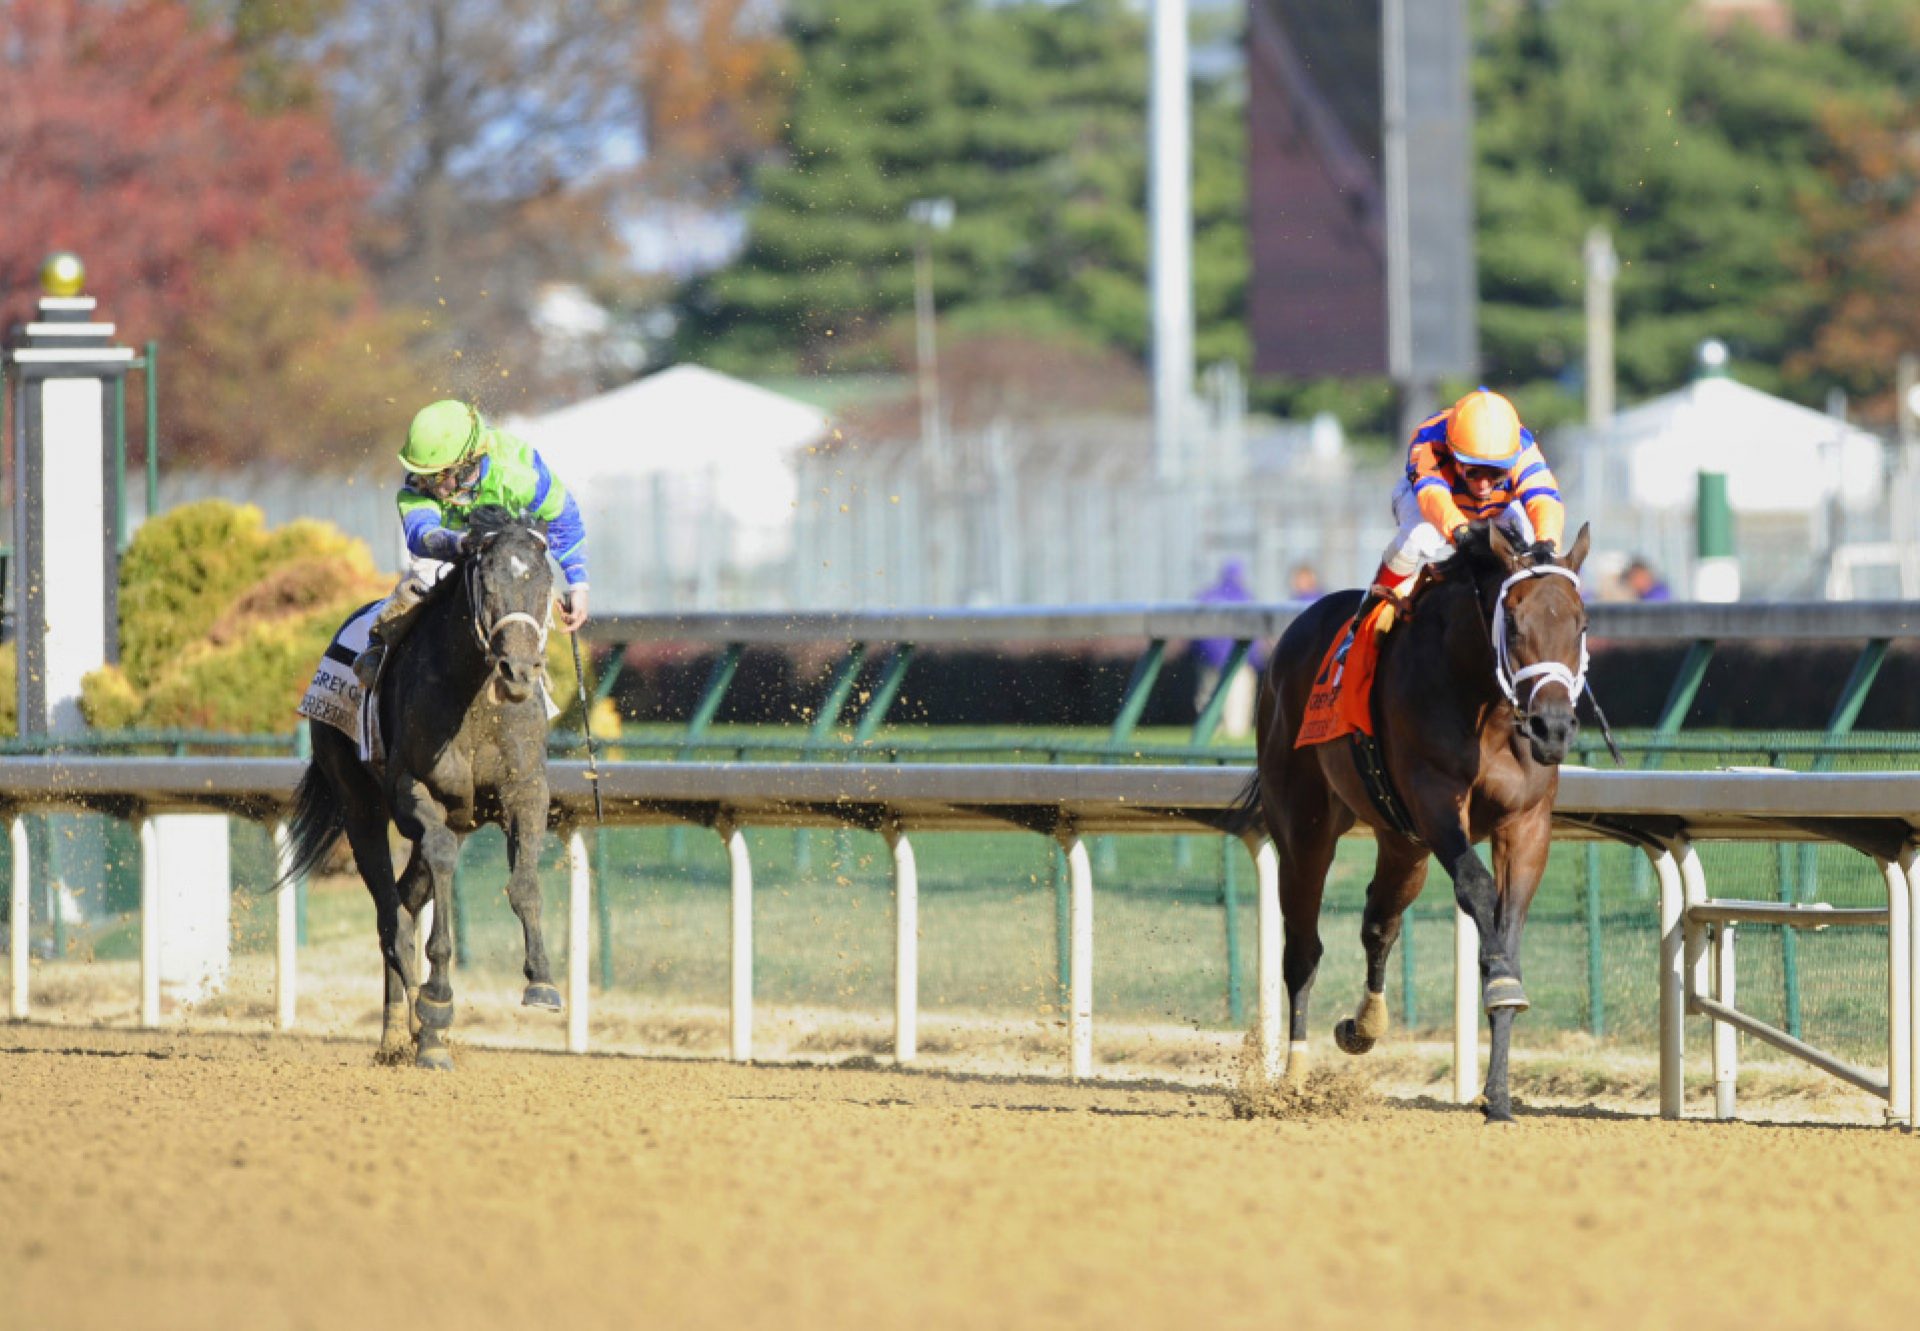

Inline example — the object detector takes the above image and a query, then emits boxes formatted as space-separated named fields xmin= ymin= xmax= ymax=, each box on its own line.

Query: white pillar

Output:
xmin=139 ymin=819 xmax=160 ymax=1027
xmin=1881 ymin=854 xmax=1912 ymax=1127
xmin=1904 ymin=846 xmax=1920 ymax=1137
xmin=9 ymin=818 xmax=29 ymax=1020
xmin=1713 ymin=920 xmax=1738 ymax=1121
xmin=1148 ymin=0 xmax=1193 ymax=482
xmin=152 ymin=814 xmax=230 ymax=1005
xmin=1453 ymin=904 xmax=1478 ymax=1103
xmin=723 ymin=820 xmax=753 ymax=1062
xmin=272 ymin=822 xmax=298 ymax=1031
xmin=1649 ymin=840 xmax=1687 ymax=1119
xmin=887 ymin=824 xmax=919 ymax=1064
xmin=567 ymin=830 xmax=591 ymax=1054
xmin=1244 ymin=834 xmax=1282 ymax=1081
xmin=1059 ymin=830 xmax=1094 ymax=1079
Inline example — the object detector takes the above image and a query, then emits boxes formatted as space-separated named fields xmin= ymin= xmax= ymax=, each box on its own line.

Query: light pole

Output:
xmin=908 ymin=197 xmax=954 ymax=477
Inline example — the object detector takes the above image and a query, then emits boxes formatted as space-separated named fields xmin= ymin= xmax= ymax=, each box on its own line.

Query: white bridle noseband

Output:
xmin=1490 ymin=564 xmax=1588 ymax=715
xmin=464 ymin=540 xmax=551 ymax=662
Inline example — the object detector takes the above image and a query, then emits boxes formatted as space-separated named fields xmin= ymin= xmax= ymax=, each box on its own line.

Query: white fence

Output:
xmin=3 ymin=757 xmax=1916 ymax=1129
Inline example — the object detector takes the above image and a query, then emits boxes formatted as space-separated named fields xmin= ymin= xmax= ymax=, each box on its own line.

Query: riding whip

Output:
xmin=569 ymin=629 xmax=606 ymax=823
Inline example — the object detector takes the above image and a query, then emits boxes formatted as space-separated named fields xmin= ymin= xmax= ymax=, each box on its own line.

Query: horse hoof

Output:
xmin=523 ymin=983 xmax=564 ymax=1011
xmin=416 ymin=994 xmax=455 ymax=1030
xmin=1332 ymin=1017 xmax=1376 ymax=1056
xmin=415 ymin=1044 xmax=454 ymax=1072
xmin=1481 ymin=1101 xmax=1516 ymax=1125
xmin=1483 ymin=975 xmax=1530 ymax=1012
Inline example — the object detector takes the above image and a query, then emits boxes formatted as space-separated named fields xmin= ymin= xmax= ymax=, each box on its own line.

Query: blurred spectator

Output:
xmin=1624 ymin=557 xmax=1672 ymax=602
xmin=1192 ymin=559 xmax=1265 ymax=739
xmin=1288 ymin=561 xmax=1324 ymax=602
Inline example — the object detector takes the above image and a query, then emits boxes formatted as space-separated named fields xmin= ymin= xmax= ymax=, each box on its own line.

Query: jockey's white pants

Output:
xmin=1378 ymin=475 xmax=1537 ymax=581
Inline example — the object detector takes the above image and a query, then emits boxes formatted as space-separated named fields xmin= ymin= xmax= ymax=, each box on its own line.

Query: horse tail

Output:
xmin=1225 ymin=768 xmax=1264 ymax=837
xmin=275 ymin=761 xmax=346 ymax=890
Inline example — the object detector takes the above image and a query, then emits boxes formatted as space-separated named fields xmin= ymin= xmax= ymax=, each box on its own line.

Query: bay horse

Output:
xmin=1244 ymin=521 xmax=1592 ymax=1121
xmin=280 ymin=506 xmax=560 ymax=1069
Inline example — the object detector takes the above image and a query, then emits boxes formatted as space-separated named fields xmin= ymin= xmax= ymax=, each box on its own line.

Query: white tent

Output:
xmin=505 ymin=365 xmax=830 ymax=608
xmin=1568 ymin=372 xmax=1885 ymax=514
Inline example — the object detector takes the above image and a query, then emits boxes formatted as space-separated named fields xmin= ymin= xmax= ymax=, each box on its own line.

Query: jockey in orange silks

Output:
xmin=1351 ymin=387 xmax=1567 ymax=628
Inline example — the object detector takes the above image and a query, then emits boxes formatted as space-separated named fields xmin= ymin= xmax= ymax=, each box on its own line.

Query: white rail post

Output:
xmin=1713 ymin=920 xmax=1738 ymax=1120
xmin=885 ymin=822 xmax=919 ymax=1064
xmin=1904 ymin=845 xmax=1920 ymax=1136
xmin=1453 ymin=904 xmax=1478 ymax=1104
xmin=1057 ymin=827 xmax=1094 ymax=1080
xmin=10 ymin=817 xmax=29 ymax=1020
xmin=1680 ymin=840 xmax=1715 ymax=1117
xmin=271 ymin=821 xmax=298 ymax=1031
xmin=1881 ymin=853 xmax=1912 ymax=1126
xmin=139 ymin=817 xmax=160 ymax=1027
xmin=567 ymin=829 xmax=591 ymax=1055
xmin=1648 ymin=838 xmax=1687 ymax=1119
xmin=721 ymin=817 xmax=753 ymax=1062
xmin=1242 ymin=833 xmax=1282 ymax=1082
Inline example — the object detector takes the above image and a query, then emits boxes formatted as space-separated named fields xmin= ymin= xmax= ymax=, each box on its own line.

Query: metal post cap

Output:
xmin=39 ymin=252 xmax=86 ymax=298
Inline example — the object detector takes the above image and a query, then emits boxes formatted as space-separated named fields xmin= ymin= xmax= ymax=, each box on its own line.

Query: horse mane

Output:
xmin=465 ymin=504 xmax=533 ymax=539
xmin=1432 ymin=523 xmax=1559 ymax=588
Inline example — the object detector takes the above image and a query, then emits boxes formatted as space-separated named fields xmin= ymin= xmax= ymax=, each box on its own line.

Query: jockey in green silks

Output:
xmin=352 ymin=398 xmax=590 ymax=689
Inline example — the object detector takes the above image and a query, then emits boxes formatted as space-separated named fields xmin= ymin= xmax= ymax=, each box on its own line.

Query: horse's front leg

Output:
xmin=503 ymin=782 xmax=561 ymax=1010
xmin=1335 ymin=836 xmax=1430 ymax=1056
xmin=391 ymin=777 xmax=461 ymax=1070
xmin=1478 ymin=805 xmax=1552 ymax=1122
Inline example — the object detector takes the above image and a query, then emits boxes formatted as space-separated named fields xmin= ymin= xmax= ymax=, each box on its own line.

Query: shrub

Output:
xmin=85 ymin=500 xmax=389 ymax=734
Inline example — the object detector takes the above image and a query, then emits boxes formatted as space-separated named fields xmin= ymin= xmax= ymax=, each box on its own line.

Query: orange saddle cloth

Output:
xmin=1294 ymin=599 xmax=1395 ymax=748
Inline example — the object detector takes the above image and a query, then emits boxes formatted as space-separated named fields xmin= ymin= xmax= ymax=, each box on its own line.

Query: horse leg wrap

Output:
xmin=1283 ymin=1041 xmax=1312 ymax=1089
xmin=416 ymin=994 xmax=456 ymax=1030
xmin=1334 ymin=991 xmax=1389 ymax=1054
xmin=1483 ymin=974 xmax=1530 ymax=1013
xmin=414 ymin=1033 xmax=454 ymax=1072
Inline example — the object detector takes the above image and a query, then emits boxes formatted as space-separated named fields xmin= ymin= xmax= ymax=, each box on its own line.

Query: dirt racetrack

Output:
xmin=3 ymin=1022 xmax=1918 ymax=1331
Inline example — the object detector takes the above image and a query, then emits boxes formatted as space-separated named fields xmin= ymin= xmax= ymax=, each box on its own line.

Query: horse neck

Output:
xmin=414 ymin=566 xmax=491 ymax=687
xmin=1407 ymin=570 xmax=1505 ymax=713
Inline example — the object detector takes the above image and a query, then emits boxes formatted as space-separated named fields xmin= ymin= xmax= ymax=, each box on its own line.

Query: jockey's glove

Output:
xmin=1526 ymin=539 xmax=1558 ymax=564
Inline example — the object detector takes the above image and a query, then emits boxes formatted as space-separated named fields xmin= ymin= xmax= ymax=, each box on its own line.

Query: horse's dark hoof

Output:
xmin=523 ymin=983 xmax=564 ymax=1011
xmin=415 ymin=1044 xmax=454 ymax=1071
xmin=416 ymin=994 xmax=455 ymax=1030
xmin=1483 ymin=975 xmax=1530 ymax=1012
xmin=1332 ymin=1017 xmax=1376 ymax=1056
xmin=1482 ymin=1102 xmax=1516 ymax=1125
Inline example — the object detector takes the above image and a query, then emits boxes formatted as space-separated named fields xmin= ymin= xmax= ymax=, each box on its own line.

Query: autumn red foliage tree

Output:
xmin=0 ymin=0 xmax=417 ymax=465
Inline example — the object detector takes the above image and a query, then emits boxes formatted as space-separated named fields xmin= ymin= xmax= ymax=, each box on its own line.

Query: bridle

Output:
xmin=1488 ymin=564 xmax=1589 ymax=724
xmin=463 ymin=529 xmax=550 ymax=668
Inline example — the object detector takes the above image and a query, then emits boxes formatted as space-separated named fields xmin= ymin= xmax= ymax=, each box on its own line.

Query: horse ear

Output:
xmin=1563 ymin=523 xmax=1592 ymax=574
xmin=1487 ymin=521 xmax=1525 ymax=571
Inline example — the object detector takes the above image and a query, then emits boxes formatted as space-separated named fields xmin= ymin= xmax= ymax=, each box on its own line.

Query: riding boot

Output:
xmin=1348 ymin=587 xmax=1383 ymax=634
xmin=351 ymin=576 xmax=430 ymax=692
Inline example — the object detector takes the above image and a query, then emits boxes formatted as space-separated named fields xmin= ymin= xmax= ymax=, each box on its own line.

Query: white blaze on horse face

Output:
xmin=509 ymin=553 xmax=531 ymax=579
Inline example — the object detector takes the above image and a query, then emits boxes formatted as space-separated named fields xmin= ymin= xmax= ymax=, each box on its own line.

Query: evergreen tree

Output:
xmin=681 ymin=0 xmax=1244 ymax=376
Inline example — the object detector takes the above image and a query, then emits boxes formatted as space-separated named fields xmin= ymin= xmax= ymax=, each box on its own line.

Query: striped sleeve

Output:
xmin=1513 ymin=441 xmax=1566 ymax=547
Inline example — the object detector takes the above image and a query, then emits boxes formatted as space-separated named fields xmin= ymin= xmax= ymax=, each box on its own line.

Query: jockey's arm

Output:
xmin=1408 ymin=442 xmax=1471 ymax=538
xmin=529 ymin=450 xmax=589 ymax=628
xmin=396 ymin=488 xmax=465 ymax=562
xmin=1512 ymin=443 xmax=1567 ymax=549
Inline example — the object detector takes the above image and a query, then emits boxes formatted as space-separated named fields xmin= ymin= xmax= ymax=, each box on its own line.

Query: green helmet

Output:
xmin=399 ymin=399 xmax=486 ymax=474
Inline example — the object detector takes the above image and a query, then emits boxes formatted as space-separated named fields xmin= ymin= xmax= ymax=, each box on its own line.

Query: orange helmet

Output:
xmin=1447 ymin=389 xmax=1524 ymax=469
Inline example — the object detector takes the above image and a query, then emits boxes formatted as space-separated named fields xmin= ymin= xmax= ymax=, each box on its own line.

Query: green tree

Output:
xmin=681 ymin=0 xmax=1246 ymax=375
xmin=1474 ymin=0 xmax=1920 ymax=405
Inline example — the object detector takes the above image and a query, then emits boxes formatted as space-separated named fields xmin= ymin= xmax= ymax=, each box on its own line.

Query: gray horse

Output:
xmin=281 ymin=506 xmax=559 ymax=1069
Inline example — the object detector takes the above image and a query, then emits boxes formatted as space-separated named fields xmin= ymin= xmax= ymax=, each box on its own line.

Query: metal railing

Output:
xmin=1 ymin=757 xmax=1915 ymax=1128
